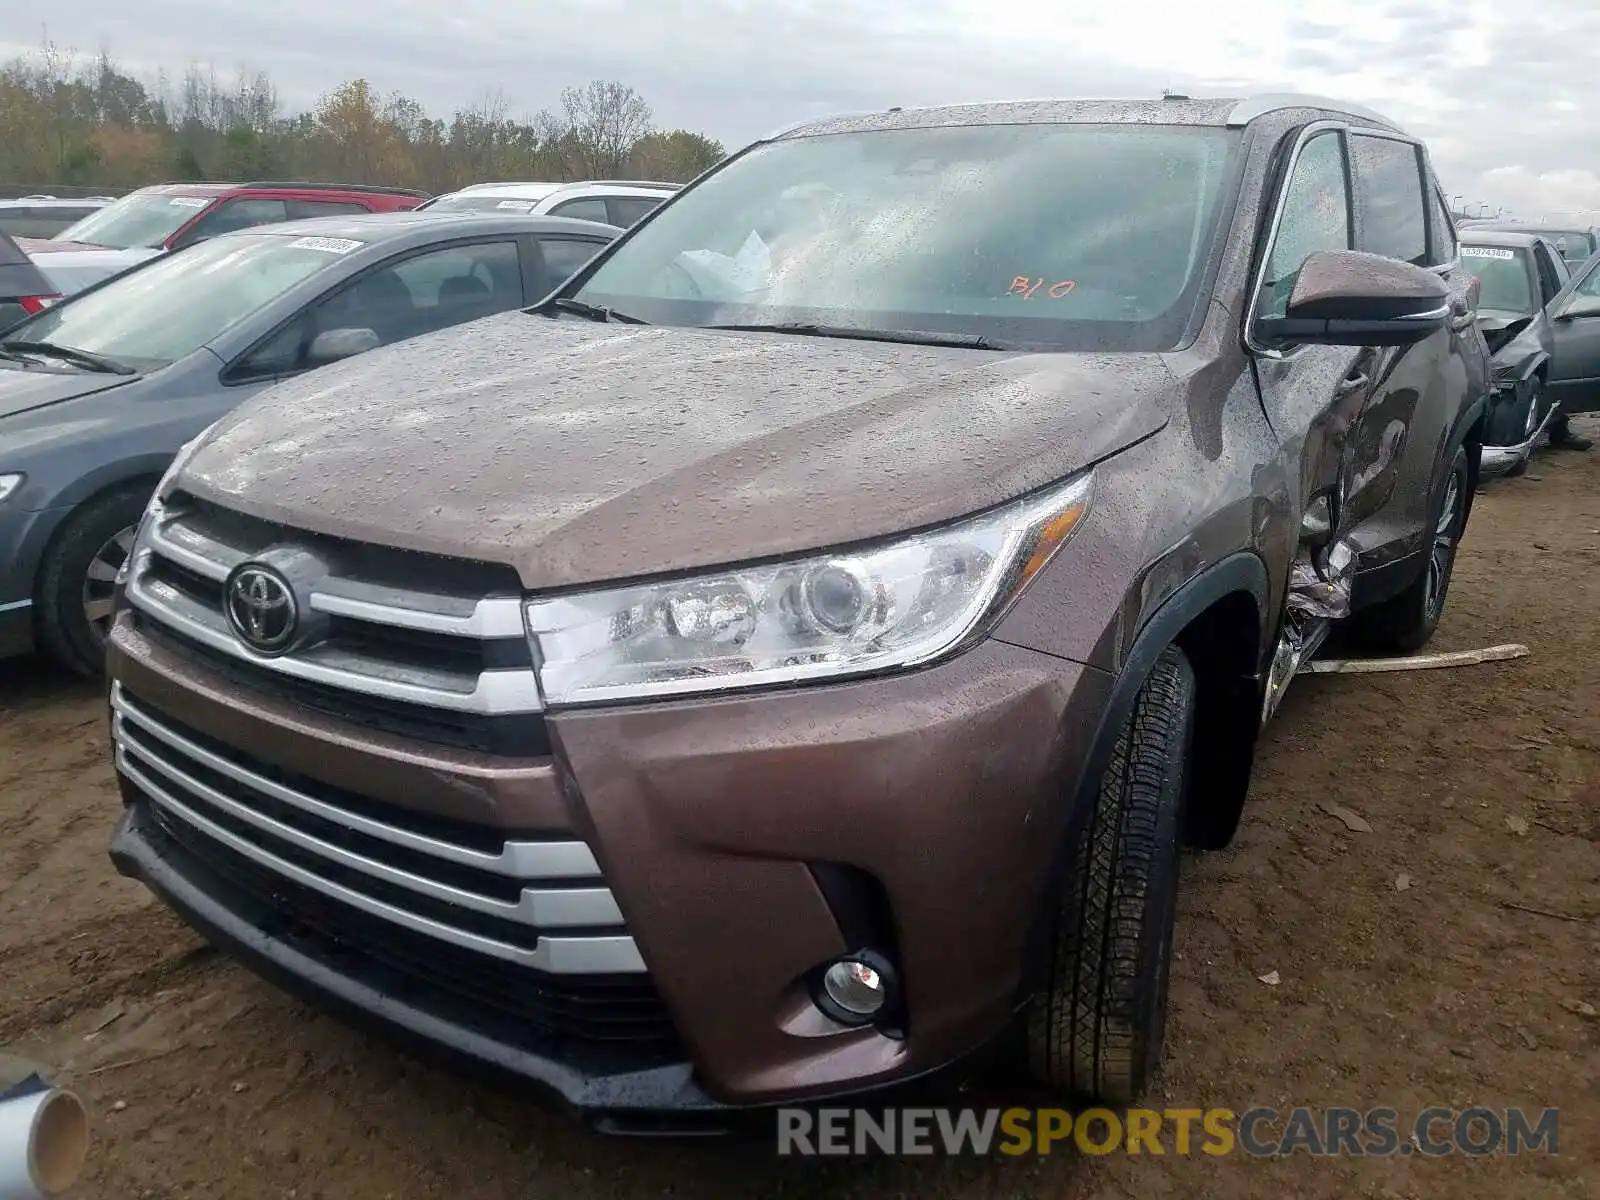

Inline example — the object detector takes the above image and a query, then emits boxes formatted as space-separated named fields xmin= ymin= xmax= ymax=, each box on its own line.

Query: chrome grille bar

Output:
xmin=109 ymin=686 xmax=591 ymax=878
xmin=111 ymin=692 xmax=644 ymax=974
xmin=128 ymin=502 xmax=543 ymax=716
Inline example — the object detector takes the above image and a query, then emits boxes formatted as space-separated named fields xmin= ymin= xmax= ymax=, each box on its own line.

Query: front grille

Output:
xmin=112 ymin=684 xmax=676 ymax=1047
xmin=124 ymin=493 xmax=547 ymax=754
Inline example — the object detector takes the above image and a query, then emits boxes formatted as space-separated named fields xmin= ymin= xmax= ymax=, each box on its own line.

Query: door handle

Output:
xmin=1337 ymin=372 xmax=1369 ymax=394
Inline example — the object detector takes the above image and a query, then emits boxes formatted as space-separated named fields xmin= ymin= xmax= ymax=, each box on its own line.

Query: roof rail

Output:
xmin=556 ymin=179 xmax=682 ymax=191
xmin=239 ymin=180 xmax=433 ymax=198
xmin=1226 ymin=93 xmax=1402 ymax=130
xmin=759 ymin=109 xmax=883 ymax=140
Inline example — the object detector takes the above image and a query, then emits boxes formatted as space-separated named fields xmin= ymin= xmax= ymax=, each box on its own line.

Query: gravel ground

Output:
xmin=2 ymin=431 xmax=1597 ymax=1199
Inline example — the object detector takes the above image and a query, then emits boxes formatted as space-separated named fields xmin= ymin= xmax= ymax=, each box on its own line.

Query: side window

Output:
xmin=538 ymin=236 xmax=606 ymax=284
xmin=1260 ymin=131 xmax=1350 ymax=319
xmin=1425 ymin=185 xmax=1456 ymax=266
xmin=1577 ymin=261 xmax=1600 ymax=301
xmin=229 ymin=241 xmax=524 ymax=381
xmin=330 ymin=240 xmax=523 ymax=345
xmin=287 ymin=200 xmax=371 ymax=220
xmin=1349 ymin=135 xmax=1427 ymax=265
xmin=548 ymin=197 xmax=611 ymax=224
xmin=607 ymin=196 xmax=661 ymax=228
xmin=181 ymin=198 xmax=289 ymax=243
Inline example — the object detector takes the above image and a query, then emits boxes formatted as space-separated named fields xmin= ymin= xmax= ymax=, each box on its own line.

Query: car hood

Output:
xmin=179 ymin=313 xmax=1176 ymax=590
xmin=0 ymin=364 xmax=138 ymax=421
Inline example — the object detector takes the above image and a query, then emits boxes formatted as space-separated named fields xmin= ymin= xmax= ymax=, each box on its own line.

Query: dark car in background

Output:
xmin=101 ymin=94 xmax=1487 ymax=1125
xmin=0 ymin=230 xmax=63 ymax=332
xmin=1459 ymin=218 xmax=1599 ymax=270
xmin=0 ymin=210 xmax=621 ymax=674
xmin=1453 ymin=230 xmax=1567 ymax=474
xmin=1544 ymin=248 xmax=1600 ymax=423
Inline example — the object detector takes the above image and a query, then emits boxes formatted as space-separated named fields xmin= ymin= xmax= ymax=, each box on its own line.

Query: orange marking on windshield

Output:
xmin=1009 ymin=276 xmax=1076 ymax=300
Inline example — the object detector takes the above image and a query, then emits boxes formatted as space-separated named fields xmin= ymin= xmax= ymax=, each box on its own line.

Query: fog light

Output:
xmin=816 ymin=951 xmax=900 ymax=1026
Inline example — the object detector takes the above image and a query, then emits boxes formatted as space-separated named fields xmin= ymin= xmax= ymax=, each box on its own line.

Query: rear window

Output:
xmin=1457 ymin=245 xmax=1532 ymax=314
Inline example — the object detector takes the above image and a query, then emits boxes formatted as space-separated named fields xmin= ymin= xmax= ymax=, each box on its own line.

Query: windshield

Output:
xmin=571 ymin=123 xmax=1237 ymax=351
xmin=426 ymin=192 xmax=554 ymax=214
xmin=54 ymin=192 xmax=212 ymax=249
xmin=6 ymin=233 xmax=355 ymax=365
xmin=1458 ymin=245 xmax=1533 ymax=314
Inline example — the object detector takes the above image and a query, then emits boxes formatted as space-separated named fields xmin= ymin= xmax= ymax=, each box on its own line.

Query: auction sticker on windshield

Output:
xmin=1461 ymin=246 xmax=1516 ymax=259
xmin=168 ymin=197 xmax=209 ymax=208
xmin=496 ymin=200 xmax=535 ymax=211
xmin=285 ymin=236 xmax=364 ymax=254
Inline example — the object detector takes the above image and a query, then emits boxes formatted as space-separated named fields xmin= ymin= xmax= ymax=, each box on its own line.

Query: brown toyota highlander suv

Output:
xmin=103 ymin=94 xmax=1489 ymax=1129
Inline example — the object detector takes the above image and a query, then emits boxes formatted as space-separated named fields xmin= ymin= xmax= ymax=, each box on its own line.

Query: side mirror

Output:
xmin=1256 ymin=249 xmax=1451 ymax=347
xmin=307 ymin=327 xmax=380 ymax=365
xmin=1554 ymin=294 xmax=1600 ymax=322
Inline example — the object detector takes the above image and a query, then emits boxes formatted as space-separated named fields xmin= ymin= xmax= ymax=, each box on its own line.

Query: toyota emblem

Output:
xmin=224 ymin=563 xmax=298 ymax=654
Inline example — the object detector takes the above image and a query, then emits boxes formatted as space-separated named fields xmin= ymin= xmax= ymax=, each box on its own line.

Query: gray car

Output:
xmin=0 ymin=209 xmax=621 ymax=674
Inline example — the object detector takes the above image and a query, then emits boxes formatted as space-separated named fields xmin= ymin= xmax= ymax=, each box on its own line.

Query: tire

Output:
xmin=1348 ymin=444 xmax=1470 ymax=654
xmin=1025 ymin=645 xmax=1196 ymax=1106
xmin=1502 ymin=376 xmax=1546 ymax=478
xmin=35 ymin=484 xmax=151 ymax=676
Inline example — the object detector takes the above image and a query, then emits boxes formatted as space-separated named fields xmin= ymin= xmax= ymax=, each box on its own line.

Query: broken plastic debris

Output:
xmin=1306 ymin=644 xmax=1530 ymax=675
xmin=1286 ymin=538 xmax=1358 ymax=620
xmin=1258 ymin=971 xmax=1281 ymax=986
xmin=1395 ymin=874 xmax=1412 ymax=891
xmin=1319 ymin=800 xmax=1373 ymax=833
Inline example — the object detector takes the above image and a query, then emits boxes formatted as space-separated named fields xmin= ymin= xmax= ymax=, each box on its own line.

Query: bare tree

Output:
xmin=558 ymin=80 xmax=652 ymax=177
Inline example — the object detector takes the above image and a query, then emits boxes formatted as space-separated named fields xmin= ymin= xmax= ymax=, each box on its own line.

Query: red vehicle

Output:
xmin=25 ymin=181 xmax=430 ymax=258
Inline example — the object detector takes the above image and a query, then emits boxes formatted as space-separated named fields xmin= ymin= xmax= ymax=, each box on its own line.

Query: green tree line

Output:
xmin=0 ymin=41 xmax=728 ymax=195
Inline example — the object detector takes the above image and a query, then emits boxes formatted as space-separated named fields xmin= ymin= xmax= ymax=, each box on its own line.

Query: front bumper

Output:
xmin=1482 ymin=392 xmax=1559 ymax=475
xmin=107 ymin=612 xmax=1110 ymax=1112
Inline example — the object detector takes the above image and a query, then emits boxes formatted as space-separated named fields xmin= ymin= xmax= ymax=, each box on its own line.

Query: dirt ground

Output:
xmin=2 ymin=433 xmax=1597 ymax=1200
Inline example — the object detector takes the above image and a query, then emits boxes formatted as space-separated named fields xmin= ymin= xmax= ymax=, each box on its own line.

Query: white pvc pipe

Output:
xmin=0 ymin=1088 xmax=88 ymax=1199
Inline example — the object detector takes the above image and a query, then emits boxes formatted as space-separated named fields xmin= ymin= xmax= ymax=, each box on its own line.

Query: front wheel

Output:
xmin=35 ymin=485 xmax=150 ymax=676
xmin=1348 ymin=445 xmax=1469 ymax=653
xmin=1503 ymin=377 xmax=1547 ymax=477
xmin=1024 ymin=645 xmax=1196 ymax=1105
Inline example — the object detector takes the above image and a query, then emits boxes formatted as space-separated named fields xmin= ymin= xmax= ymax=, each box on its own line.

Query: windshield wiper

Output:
xmin=0 ymin=340 xmax=136 ymax=375
xmin=547 ymin=297 xmax=648 ymax=325
xmin=704 ymin=323 xmax=1000 ymax=350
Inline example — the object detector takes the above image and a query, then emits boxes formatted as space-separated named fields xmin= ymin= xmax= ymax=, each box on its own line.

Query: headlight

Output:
xmin=526 ymin=471 xmax=1094 ymax=707
xmin=0 ymin=473 xmax=23 ymax=504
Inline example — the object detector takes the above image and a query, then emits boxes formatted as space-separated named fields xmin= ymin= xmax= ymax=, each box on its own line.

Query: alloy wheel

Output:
xmin=1422 ymin=473 xmax=1462 ymax=621
xmin=82 ymin=523 xmax=136 ymax=644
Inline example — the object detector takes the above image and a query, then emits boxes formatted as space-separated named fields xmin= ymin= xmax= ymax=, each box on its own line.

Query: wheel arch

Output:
xmin=1018 ymin=552 xmax=1270 ymax=1000
xmin=29 ymin=471 xmax=162 ymax=606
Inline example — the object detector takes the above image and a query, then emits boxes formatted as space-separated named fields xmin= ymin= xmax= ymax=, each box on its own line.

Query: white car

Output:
xmin=418 ymin=180 xmax=677 ymax=228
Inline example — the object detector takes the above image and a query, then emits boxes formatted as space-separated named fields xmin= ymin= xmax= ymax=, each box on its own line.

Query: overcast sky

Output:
xmin=4 ymin=0 xmax=1598 ymax=217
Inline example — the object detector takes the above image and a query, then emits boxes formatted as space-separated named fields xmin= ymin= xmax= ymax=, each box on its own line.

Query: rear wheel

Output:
xmin=35 ymin=485 xmax=150 ymax=676
xmin=1348 ymin=445 xmax=1469 ymax=653
xmin=1024 ymin=645 xmax=1196 ymax=1105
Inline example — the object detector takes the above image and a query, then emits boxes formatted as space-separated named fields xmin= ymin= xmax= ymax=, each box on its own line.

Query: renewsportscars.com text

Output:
xmin=774 ymin=1106 xmax=1560 ymax=1157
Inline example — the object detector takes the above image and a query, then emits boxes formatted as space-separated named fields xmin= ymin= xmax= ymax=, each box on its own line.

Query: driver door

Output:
xmin=1548 ymin=253 xmax=1600 ymax=415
